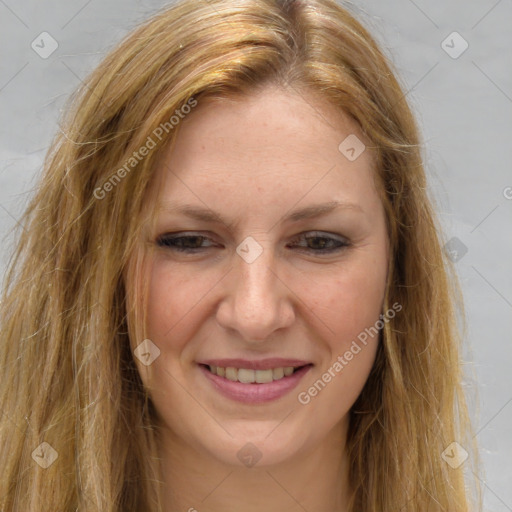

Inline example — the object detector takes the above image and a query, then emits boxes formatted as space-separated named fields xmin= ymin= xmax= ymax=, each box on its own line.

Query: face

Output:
xmin=128 ymin=86 xmax=389 ymax=468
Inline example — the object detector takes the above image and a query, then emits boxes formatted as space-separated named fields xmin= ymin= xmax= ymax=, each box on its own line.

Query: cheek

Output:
xmin=145 ymin=260 xmax=209 ymax=351
xmin=146 ymin=265 xmax=181 ymax=339
xmin=294 ymin=258 xmax=387 ymax=428
xmin=307 ymin=256 xmax=387 ymax=354
xmin=137 ymin=260 xmax=210 ymax=395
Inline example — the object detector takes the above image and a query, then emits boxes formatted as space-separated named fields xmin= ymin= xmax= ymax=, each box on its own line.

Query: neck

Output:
xmin=157 ymin=421 xmax=351 ymax=512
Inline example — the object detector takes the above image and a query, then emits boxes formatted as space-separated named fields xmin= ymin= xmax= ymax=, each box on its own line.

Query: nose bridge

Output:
xmin=237 ymin=244 xmax=274 ymax=303
xmin=216 ymin=237 xmax=294 ymax=341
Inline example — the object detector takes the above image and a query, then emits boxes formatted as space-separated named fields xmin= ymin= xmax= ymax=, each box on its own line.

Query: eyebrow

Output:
xmin=156 ymin=200 xmax=363 ymax=225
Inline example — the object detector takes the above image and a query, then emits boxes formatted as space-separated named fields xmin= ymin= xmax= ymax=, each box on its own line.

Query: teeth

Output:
xmin=225 ymin=367 xmax=237 ymax=381
xmin=207 ymin=365 xmax=299 ymax=383
xmin=238 ymin=368 xmax=255 ymax=383
xmin=273 ymin=367 xmax=284 ymax=380
xmin=255 ymin=369 xmax=273 ymax=383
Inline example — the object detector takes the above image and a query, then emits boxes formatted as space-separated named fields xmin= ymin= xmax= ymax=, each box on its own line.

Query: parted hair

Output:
xmin=0 ymin=0 xmax=479 ymax=510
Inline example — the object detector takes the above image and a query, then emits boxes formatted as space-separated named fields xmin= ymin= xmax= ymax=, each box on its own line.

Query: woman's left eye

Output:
xmin=156 ymin=232 xmax=350 ymax=254
xmin=287 ymin=232 xmax=350 ymax=253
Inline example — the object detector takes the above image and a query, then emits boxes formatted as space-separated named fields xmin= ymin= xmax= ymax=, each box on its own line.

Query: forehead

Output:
xmin=151 ymin=86 xmax=380 ymax=219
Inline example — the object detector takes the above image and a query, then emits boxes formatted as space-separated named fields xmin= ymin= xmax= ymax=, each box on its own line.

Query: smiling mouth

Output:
xmin=201 ymin=364 xmax=311 ymax=384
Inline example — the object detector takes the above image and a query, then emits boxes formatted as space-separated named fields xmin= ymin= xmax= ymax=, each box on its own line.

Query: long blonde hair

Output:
xmin=0 ymin=0 xmax=479 ymax=510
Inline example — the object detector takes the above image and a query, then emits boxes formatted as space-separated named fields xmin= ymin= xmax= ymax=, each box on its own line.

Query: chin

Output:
xmin=203 ymin=422 xmax=312 ymax=469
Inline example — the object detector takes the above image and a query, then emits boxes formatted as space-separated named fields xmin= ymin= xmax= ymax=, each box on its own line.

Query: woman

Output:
xmin=0 ymin=0 xmax=480 ymax=510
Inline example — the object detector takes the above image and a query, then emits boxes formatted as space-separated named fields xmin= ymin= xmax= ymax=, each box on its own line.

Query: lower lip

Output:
xmin=199 ymin=364 xmax=312 ymax=404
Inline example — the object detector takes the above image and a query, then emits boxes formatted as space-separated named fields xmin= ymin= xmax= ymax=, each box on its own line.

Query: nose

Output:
xmin=215 ymin=240 xmax=295 ymax=343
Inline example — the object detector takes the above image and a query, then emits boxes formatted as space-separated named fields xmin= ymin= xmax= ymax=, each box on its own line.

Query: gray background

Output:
xmin=0 ymin=0 xmax=510 ymax=509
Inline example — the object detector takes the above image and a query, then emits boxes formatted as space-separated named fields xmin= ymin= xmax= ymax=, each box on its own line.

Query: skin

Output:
xmin=129 ymin=85 xmax=390 ymax=512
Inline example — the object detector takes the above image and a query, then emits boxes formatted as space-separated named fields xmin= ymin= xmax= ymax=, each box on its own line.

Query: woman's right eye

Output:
xmin=156 ymin=234 xmax=217 ymax=253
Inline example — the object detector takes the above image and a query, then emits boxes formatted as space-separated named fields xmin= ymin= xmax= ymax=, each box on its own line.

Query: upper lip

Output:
xmin=198 ymin=358 xmax=312 ymax=370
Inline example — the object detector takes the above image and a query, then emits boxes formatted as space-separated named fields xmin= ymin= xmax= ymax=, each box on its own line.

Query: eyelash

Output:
xmin=156 ymin=232 xmax=350 ymax=254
